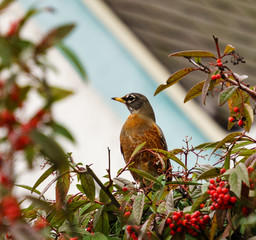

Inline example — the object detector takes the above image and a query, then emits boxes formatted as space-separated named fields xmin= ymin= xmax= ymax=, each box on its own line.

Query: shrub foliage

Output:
xmin=0 ymin=2 xmax=255 ymax=240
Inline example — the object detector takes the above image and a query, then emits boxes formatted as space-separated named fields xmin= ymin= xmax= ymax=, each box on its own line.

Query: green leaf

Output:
xmin=224 ymin=150 xmax=231 ymax=170
xmin=83 ymin=232 xmax=108 ymax=240
xmin=197 ymin=168 xmax=220 ymax=180
xmin=38 ymin=86 xmax=73 ymax=103
xmin=191 ymin=192 xmax=209 ymax=212
xmin=202 ymin=73 xmax=212 ymax=105
xmin=184 ymin=80 xmax=205 ymax=103
xmin=128 ymin=168 xmax=161 ymax=184
xmin=130 ymin=142 xmax=146 ymax=158
xmin=58 ymin=43 xmax=87 ymax=81
xmin=139 ymin=213 xmax=156 ymax=239
xmin=80 ymin=173 xmax=95 ymax=203
xmin=229 ymin=171 xmax=242 ymax=197
xmin=31 ymin=166 xmax=55 ymax=193
xmin=56 ymin=171 xmax=70 ymax=209
xmin=36 ymin=23 xmax=75 ymax=54
xmin=30 ymin=130 xmax=69 ymax=170
xmin=224 ymin=44 xmax=235 ymax=55
xmin=218 ymin=86 xmax=238 ymax=106
xmin=166 ymin=190 xmax=174 ymax=214
xmin=152 ymin=149 xmax=187 ymax=170
xmin=211 ymin=132 xmax=242 ymax=156
xmin=154 ymin=68 xmax=197 ymax=96
xmin=194 ymin=141 xmax=220 ymax=150
xmin=236 ymin=163 xmax=250 ymax=187
xmin=0 ymin=0 xmax=14 ymax=11
xmin=50 ymin=121 xmax=75 ymax=143
xmin=99 ymin=188 xmax=110 ymax=204
xmin=94 ymin=206 xmax=109 ymax=235
xmin=210 ymin=214 xmax=218 ymax=240
xmin=244 ymin=103 xmax=254 ymax=132
xmin=15 ymin=184 xmax=41 ymax=196
xmin=169 ymin=50 xmax=216 ymax=58
xmin=133 ymin=193 xmax=144 ymax=225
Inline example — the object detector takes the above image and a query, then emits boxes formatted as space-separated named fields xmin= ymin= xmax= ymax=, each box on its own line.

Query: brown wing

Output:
xmin=120 ymin=117 xmax=168 ymax=181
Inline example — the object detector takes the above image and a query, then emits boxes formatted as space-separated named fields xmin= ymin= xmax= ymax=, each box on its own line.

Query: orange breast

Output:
xmin=120 ymin=114 xmax=167 ymax=181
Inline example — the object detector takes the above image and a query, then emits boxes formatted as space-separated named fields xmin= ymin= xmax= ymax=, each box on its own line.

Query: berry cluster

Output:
xmin=126 ymin=225 xmax=151 ymax=240
xmin=0 ymin=195 xmax=21 ymax=223
xmin=166 ymin=210 xmax=210 ymax=237
xmin=211 ymin=73 xmax=221 ymax=81
xmin=207 ymin=176 xmax=237 ymax=211
xmin=228 ymin=107 xmax=245 ymax=127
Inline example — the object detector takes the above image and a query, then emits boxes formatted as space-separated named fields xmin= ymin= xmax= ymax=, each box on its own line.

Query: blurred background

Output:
xmin=1 ymin=0 xmax=256 ymax=198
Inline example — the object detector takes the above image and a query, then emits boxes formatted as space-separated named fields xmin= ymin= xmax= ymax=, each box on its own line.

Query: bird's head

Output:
xmin=112 ymin=93 xmax=155 ymax=121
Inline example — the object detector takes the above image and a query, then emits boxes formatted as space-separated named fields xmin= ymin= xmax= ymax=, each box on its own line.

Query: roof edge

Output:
xmin=82 ymin=0 xmax=227 ymax=141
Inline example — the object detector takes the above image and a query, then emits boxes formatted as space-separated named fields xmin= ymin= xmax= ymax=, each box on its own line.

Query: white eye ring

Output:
xmin=126 ymin=94 xmax=136 ymax=103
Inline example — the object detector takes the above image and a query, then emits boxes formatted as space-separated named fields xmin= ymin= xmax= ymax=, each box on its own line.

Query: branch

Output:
xmin=85 ymin=165 xmax=120 ymax=209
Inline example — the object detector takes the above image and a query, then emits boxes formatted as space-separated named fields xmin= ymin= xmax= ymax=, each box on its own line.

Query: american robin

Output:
xmin=112 ymin=93 xmax=170 ymax=183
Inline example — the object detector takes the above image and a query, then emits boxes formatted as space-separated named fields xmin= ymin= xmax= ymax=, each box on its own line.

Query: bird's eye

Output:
xmin=126 ymin=95 xmax=136 ymax=103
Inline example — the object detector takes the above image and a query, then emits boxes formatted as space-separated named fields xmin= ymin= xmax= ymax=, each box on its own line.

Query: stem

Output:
xmin=225 ymin=76 xmax=256 ymax=101
xmin=85 ymin=165 xmax=120 ymax=209
xmin=213 ymin=35 xmax=221 ymax=59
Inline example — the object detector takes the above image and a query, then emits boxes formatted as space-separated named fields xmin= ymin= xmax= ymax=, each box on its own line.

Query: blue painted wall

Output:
xmin=19 ymin=0 xmax=212 ymax=168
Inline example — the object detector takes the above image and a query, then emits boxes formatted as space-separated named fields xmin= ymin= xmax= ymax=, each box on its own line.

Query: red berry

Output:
xmin=183 ymin=219 xmax=188 ymax=226
xmin=233 ymin=107 xmax=239 ymax=113
xmin=219 ymin=181 xmax=225 ymax=188
xmin=126 ymin=225 xmax=132 ymax=233
xmin=216 ymin=74 xmax=221 ymax=79
xmin=209 ymin=179 xmax=215 ymax=184
xmin=70 ymin=238 xmax=78 ymax=240
xmin=228 ymin=117 xmax=235 ymax=122
xmin=219 ymin=194 xmax=225 ymax=199
xmin=170 ymin=230 xmax=176 ymax=235
xmin=87 ymin=227 xmax=91 ymax=232
xmin=200 ymin=203 xmax=205 ymax=209
xmin=222 ymin=188 xmax=229 ymax=194
xmin=191 ymin=218 xmax=197 ymax=224
xmin=217 ymin=62 xmax=223 ymax=67
xmin=172 ymin=214 xmax=179 ymax=221
xmin=166 ymin=218 xmax=172 ymax=225
xmin=220 ymin=168 xmax=226 ymax=174
xmin=217 ymin=59 xmax=222 ymax=63
xmin=177 ymin=227 xmax=182 ymax=233
xmin=247 ymin=167 xmax=254 ymax=173
xmin=122 ymin=187 xmax=128 ymax=192
xmin=13 ymin=134 xmax=31 ymax=150
xmin=216 ymin=187 xmax=222 ymax=194
xmin=210 ymin=205 xmax=215 ymax=211
xmin=185 ymin=214 xmax=191 ymax=220
xmin=230 ymin=196 xmax=237 ymax=204
xmin=211 ymin=75 xmax=217 ymax=80
xmin=2 ymin=196 xmax=21 ymax=222
xmin=169 ymin=223 xmax=175 ymax=229
xmin=203 ymin=215 xmax=210 ymax=221
xmin=242 ymin=207 xmax=249 ymax=216
xmin=124 ymin=211 xmax=131 ymax=218
xmin=214 ymin=203 xmax=220 ymax=209
xmin=238 ymin=119 xmax=244 ymax=126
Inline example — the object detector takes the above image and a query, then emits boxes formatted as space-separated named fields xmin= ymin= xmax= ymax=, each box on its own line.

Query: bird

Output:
xmin=112 ymin=93 xmax=170 ymax=183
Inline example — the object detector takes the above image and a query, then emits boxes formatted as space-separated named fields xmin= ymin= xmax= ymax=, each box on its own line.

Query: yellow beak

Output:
xmin=111 ymin=97 xmax=126 ymax=103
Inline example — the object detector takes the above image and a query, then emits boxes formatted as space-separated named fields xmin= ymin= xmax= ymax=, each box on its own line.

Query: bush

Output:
xmin=0 ymin=2 xmax=255 ymax=240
